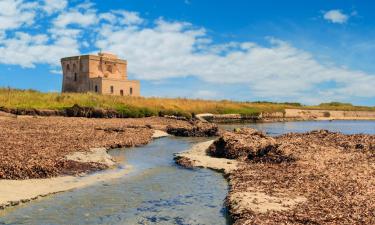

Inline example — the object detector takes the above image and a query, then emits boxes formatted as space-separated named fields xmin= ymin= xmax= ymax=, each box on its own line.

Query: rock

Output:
xmin=174 ymin=156 xmax=194 ymax=168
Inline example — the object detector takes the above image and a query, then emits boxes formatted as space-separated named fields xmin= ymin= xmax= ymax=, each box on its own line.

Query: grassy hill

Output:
xmin=1 ymin=88 xmax=374 ymax=118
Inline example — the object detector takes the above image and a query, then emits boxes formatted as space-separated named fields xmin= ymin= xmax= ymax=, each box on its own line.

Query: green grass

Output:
xmin=1 ymin=88 xmax=374 ymax=118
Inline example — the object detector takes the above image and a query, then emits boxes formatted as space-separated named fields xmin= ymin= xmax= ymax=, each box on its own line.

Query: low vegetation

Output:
xmin=0 ymin=88 xmax=374 ymax=118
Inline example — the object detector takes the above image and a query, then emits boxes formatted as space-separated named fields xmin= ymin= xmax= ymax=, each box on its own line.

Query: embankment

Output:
xmin=175 ymin=128 xmax=375 ymax=224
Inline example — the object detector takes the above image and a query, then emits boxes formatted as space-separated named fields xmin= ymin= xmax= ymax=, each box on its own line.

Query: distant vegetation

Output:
xmin=318 ymin=102 xmax=353 ymax=107
xmin=0 ymin=88 xmax=374 ymax=118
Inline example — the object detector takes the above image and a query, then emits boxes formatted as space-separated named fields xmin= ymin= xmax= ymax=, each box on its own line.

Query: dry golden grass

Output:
xmin=0 ymin=88 xmax=374 ymax=117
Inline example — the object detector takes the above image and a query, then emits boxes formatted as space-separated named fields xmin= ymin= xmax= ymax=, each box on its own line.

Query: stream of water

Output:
xmin=1 ymin=120 xmax=375 ymax=225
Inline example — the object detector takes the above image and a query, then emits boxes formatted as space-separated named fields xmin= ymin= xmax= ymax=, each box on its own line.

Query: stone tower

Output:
xmin=61 ymin=52 xmax=140 ymax=96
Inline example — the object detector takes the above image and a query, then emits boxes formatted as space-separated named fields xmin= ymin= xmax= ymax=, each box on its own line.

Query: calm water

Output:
xmin=0 ymin=137 xmax=230 ymax=225
xmin=220 ymin=120 xmax=375 ymax=136
xmin=1 ymin=120 xmax=374 ymax=225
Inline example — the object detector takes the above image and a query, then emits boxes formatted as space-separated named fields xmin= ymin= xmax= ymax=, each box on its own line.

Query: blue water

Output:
xmin=0 ymin=137 xmax=230 ymax=225
xmin=220 ymin=120 xmax=375 ymax=136
xmin=1 ymin=120 xmax=374 ymax=225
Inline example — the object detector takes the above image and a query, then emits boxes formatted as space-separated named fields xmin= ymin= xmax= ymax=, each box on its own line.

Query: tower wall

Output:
xmin=61 ymin=53 xmax=138 ymax=96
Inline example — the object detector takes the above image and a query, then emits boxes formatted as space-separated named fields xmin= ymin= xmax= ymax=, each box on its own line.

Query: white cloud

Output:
xmin=42 ymin=0 xmax=68 ymax=15
xmin=50 ymin=69 xmax=62 ymax=74
xmin=0 ymin=0 xmax=37 ymax=31
xmin=323 ymin=9 xmax=349 ymax=24
xmin=95 ymin=19 xmax=375 ymax=103
xmin=0 ymin=32 xmax=79 ymax=67
xmin=53 ymin=5 xmax=98 ymax=28
xmin=99 ymin=10 xmax=144 ymax=26
xmin=114 ymin=10 xmax=144 ymax=26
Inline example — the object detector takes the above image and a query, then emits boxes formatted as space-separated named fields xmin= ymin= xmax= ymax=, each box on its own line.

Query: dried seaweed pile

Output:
xmin=208 ymin=128 xmax=294 ymax=163
xmin=0 ymin=116 xmax=189 ymax=179
xmin=167 ymin=120 xmax=219 ymax=137
xmin=224 ymin=129 xmax=375 ymax=224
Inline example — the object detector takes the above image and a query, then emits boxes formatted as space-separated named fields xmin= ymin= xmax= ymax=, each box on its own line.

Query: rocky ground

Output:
xmin=0 ymin=115 xmax=217 ymax=180
xmin=177 ymin=128 xmax=375 ymax=225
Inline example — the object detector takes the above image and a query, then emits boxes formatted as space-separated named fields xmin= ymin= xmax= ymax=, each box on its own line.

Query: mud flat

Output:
xmin=176 ymin=128 xmax=375 ymax=224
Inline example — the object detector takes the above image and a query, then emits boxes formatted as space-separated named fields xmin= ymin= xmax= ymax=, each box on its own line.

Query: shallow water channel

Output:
xmin=1 ymin=120 xmax=375 ymax=224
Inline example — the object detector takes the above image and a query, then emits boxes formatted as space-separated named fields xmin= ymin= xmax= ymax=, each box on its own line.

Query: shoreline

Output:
xmin=196 ymin=109 xmax=375 ymax=123
xmin=174 ymin=141 xmax=306 ymax=222
xmin=0 ymin=129 xmax=170 ymax=210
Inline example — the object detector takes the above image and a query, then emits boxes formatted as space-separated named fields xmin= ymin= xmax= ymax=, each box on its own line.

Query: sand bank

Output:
xmin=0 ymin=148 xmax=129 ymax=209
xmin=152 ymin=130 xmax=170 ymax=138
xmin=0 ymin=165 xmax=132 ymax=209
xmin=175 ymin=140 xmax=239 ymax=173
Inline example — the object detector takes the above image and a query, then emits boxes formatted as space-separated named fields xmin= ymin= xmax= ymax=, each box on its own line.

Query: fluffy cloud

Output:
xmin=0 ymin=1 xmax=374 ymax=103
xmin=99 ymin=10 xmax=144 ymax=26
xmin=42 ymin=0 xmax=68 ymax=15
xmin=323 ymin=9 xmax=349 ymax=24
xmin=53 ymin=8 xmax=98 ymax=28
xmin=0 ymin=0 xmax=37 ymax=30
xmin=95 ymin=20 xmax=375 ymax=102
xmin=0 ymin=32 xmax=79 ymax=67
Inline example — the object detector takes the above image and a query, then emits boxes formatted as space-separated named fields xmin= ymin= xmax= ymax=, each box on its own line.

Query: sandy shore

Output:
xmin=0 ymin=165 xmax=132 ymax=209
xmin=151 ymin=129 xmax=170 ymax=138
xmin=175 ymin=140 xmax=239 ymax=173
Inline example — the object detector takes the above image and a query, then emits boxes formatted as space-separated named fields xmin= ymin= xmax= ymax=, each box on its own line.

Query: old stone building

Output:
xmin=61 ymin=52 xmax=140 ymax=96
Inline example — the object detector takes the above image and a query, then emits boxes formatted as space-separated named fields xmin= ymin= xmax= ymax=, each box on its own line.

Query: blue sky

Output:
xmin=1 ymin=0 xmax=375 ymax=105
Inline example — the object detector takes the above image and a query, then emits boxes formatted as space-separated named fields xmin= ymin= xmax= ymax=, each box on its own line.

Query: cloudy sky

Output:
xmin=1 ymin=0 xmax=375 ymax=105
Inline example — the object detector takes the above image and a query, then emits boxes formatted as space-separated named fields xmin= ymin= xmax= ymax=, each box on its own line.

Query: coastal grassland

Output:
xmin=1 ymin=88 xmax=374 ymax=118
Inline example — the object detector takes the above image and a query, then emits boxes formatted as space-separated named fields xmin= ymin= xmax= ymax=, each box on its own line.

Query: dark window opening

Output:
xmin=66 ymin=64 xmax=70 ymax=71
xmin=106 ymin=65 xmax=113 ymax=73
xmin=74 ymin=73 xmax=77 ymax=81
xmin=130 ymin=87 xmax=133 ymax=95
xmin=110 ymin=86 xmax=114 ymax=94
xmin=95 ymin=85 xmax=98 ymax=92
xmin=120 ymin=90 xmax=124 ymax=96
